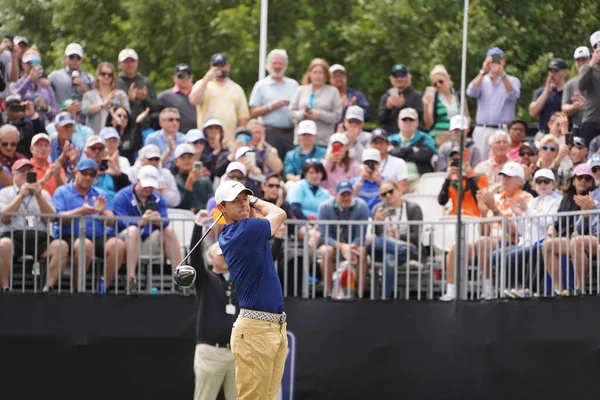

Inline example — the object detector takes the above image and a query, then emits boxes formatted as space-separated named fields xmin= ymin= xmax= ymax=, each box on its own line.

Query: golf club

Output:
xmin=173 ymin=212 xmax=224 ymax=288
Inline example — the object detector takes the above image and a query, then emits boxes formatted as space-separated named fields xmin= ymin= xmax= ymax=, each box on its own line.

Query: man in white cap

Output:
xmin=50 ymin=111 xmax=81 ymax=178
xmin=338 ymin=105 xmax=371 ymax=163
xmin=578 ymin=31 xmax=600 ymax=146
xmin=214 ymin=179 xmax=287 ymax=400
xmin=173 ymin=143 xmax=213 ymax=212
xmin=116 ymin=48 xmax=157 ymax=130
xmin=436 ymin=115 xmax=481 ymax=171
xmin=283 ymin=120 xmax=326 ymax=183
xmin=249 ymin=49 xmax=298 ymax=159
xmin=350 ymin=148 xmax=385 ymax=211
xmin=48 ymin=43 xmax=94 ymax=104
xmin=112 ymin=165 xmax=182 ymax=294
xmin=562 ymin=46 xmax=591 ymax=136
xmin=330 ymin=63 xmax=370 ymax=129
xmin=128 ymin=144 xmax=180 ymax=207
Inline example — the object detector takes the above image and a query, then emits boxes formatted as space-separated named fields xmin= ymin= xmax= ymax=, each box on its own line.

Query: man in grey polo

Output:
xmin=466 ymin=47 xmax=521 ymax=158
xmin=157 ymin=63 xmax=196 ymax=133
xmin=48 ymin=43 xmax=94 ymax=104
xmin=562 ymin=46 xmax=591 ymax=136
xmin=249 ymin=49 xmax=298 ymax=160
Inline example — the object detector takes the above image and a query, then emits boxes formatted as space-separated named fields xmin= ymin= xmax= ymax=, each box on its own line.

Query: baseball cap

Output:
xmin=329 ymin=133 xmax=349 ymax=146
xmin=336 ymin=180 xmax=353 ymax=195
xmin=77 ymin=158 xmax=98 ymax=172
xmin=31 ymin=133 xmax=51 ymax=147
xmin=345 ymin=105 xmax=364 ymax=122
xmin=590 ymin=154 xmax=600 ymax=168
xmin=202 ymin=118 xmax=223 ymax=130
xmin=329 ymin=64 xmax=346 ymax=74
xmin=398 ymin=108 xmax=418 ymax=120
xmin=55 ymin=112 xmax=76 ymax=126
xmin=486 ymin=47 xmax=504 ymax=58
xmin=548 ymin=58 xmax=568 ymax=70
xmin=370 ymin=128 xmax=388 ymax=142
xmin=298 ymin=120 xmax=317 ymax=135
xmin=362 ymin=148 xmax=381 ymax=163
xmin=185 ymin=129 xmax=206 ymax=143
xmin=14 ymin=36 xmax=28 ymax=46
xmin=99 ymin=127 xmax=120 ymax=141
xmin=498 ymin=162 xmax=525 ymax=179
xmin=174 ymin=143 xmax=195 ymax=158
xmin=574 ymin=46 xmax=591 ymax=60
xmin=21 ymin=53 xmax=40 ymax=64
xmin=520 ymin=142 xmax=538 ymax=155
xmin=141 ymin=144 xmax=161 ymax=159
xmin=225 ymin=161 xmax=247 ymax=177
xmin=574 ymin=163 xmax=593 ymax=177
xmin=11 ymin=159 xmax=33 ymax=173
xmin=235 ymin=126 xmax=251 ymax=137
xmin=590 ymin=31 xmax=600 ymax=48
xmin=85 ymin=136 xmax=105 ymax=149
xmin=65 ymin=43 xmax=83 ymax=57
xmin=173 ymin=63 xmax=191 ymax=75
xmin=235 ymin=146 xmax=253 ymax=160
xmin=390 ymin=64 xmax=409 ymax=75
xmin=450 ymin=115 xmax=469 ymax=131
xmin=210 ymin=53 xmax=228 ymax=66
xmin=573 ymin=136 xmax=587 ymax=147
xmin=5 ymin=94 xmax=22 ymax=104
xmin=138 ymin=165 xmax=160 ymax=189
xmin=118 ymin=48 xmax=139 ymax=62
xmin=533 ymin=168 xmax=555 ymax=181
xmin=214 ymin=180 xmax=253 ymax=204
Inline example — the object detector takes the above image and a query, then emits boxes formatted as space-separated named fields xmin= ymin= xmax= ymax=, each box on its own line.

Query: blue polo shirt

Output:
xmin=219 ymin=218 xmax=283 ymax=314
xmin=144 ymin=129 xmax=186 ymax=168
xmin=283 ymin=145 xmax=326 ymax=177
xmin=50 ymin=136 xmax=81 ymax=179
xmin=350 ymin=176 xmax=387 ymax=212
xmin=111 ymin=184 xmax=169 ymax=239
xmin=52 ymin=183 xmax=112 ymax=238
xmin=287 ymin=179 xmax=332 ymax=218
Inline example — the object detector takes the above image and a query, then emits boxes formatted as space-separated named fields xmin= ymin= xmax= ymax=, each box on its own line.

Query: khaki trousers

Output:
xmin=193 ymin=344 xmax=237 ymax=400
xmin=230 ymin=314 xmax=288 ymax=400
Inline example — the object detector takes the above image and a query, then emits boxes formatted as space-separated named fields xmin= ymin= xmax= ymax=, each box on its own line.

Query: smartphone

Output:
xmin=332 ymin=143 xmax=342 ymax=153
xmin=146 ymin=200 xmax=157 ymax=211
xmin=492 ymin=54 xmax=501 ymax=64
xmin=365 ymin=160 xmax=377 ymax=172
xmin=565 ymin=133 xmax=574 ymax=147
xmin=387 ymin=208 xmax=396 ymax=217
xmin=450 ymin=159 xmax=460 ymax=167
xmin=27 ymin=171 xmax=37 ymax=184
xmin=9 ymin=103 xmax=26 ymax=112
xmin=194 ymin=161 xmax=203 ymax=170
xmin=99 ymin=159 xmax=109 ymax=171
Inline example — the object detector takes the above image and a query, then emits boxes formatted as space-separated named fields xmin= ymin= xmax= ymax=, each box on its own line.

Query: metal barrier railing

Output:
xmin=2 ymin=209 xmax=600 ymax=299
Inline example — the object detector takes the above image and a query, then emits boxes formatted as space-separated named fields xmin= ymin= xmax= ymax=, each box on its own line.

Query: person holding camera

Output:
xmin=0 ymin=35 xmax=21 ymax=99
xmin=189 ymin=53 xmax=250 ymax=143
xmin=0 ymin=159 xmax=55 ymax=292
xmin=351 ymin=148 xmax=386 ymax=212
xmin=157 ymin=63 xmax=196 ymax=133
xmin=378 ymin=64 xmax=423 ymax=135
xmin=173 ymin=143 xmax=213 ymax=212
xmin=48 ymin=43 xmax=94 ymax=105
xmin=112 ymin=165 xmax=182 ymax=295
xmin=529 ymin=59 xmax=569 ymax=136
xmin=3 ymin=93 xmax=47 ymax=159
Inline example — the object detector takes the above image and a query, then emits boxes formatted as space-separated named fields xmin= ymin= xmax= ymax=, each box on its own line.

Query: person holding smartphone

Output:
xmin=529 ymin=58 xmax=569 ymax=136
xmin=173 ymin=143 xmax=214 ymax=212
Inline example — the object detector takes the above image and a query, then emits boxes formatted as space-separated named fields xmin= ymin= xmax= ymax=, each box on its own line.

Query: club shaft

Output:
xmin=177 ymin=213 xmax=223 ymax=267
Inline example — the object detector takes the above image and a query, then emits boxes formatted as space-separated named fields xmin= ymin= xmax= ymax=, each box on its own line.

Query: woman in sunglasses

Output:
xmin=542 ymin=163 xmax=596 ymax=296
xmin=536 ymin=134 xmax=560 ymax=174
xmin=106 ymin=105 xmax=143 ymax=165
xmin=81 ymin=62 xmax=130 ymax=135
xmin=422 ymin=65 xmax=470 ymax=146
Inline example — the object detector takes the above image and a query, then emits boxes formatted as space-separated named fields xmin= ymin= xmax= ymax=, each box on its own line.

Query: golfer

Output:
xmin=215 ymin=180 xmax=288 ymax=400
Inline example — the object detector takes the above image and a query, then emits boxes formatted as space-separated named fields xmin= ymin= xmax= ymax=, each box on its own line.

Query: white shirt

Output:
xmin=0 ymin=186 xmax=54 ymax=233
xmin=380 ymin=155 xmax=408 ymax=182
xmin=518 ymin=191 xmax=563 ymax=246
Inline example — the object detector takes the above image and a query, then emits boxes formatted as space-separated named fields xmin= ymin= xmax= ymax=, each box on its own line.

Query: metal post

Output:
xmin=258 ymin=0 xmax=269 ymax=80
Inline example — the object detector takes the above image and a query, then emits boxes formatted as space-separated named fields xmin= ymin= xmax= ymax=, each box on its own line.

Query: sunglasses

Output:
xmin=266 ymin=183 xmax=280 ymax=189
xmin=347 ymin=119 xmax=362 ymax=125
xmin=80 ymin=170 xmax=98 ymax=178
xmin=575 ymin=175 xmax=593 ymax=182
xmin=433 ymin=80 xmax=444 ymax=86
xmin=510 ymin=126 xmax=525 ymax=132
xmin=89 ymin=145 xmax=105 ymax=152
xmin=99 ymin=71 xmax=113 ymax=77
xmin=535 ymin=179 xmax=552 ymax=185
xmin=541 ymin=146 xmax=557 ymax=152
xmin=147 ymin=157 xmax=160 ymax=162
xmin=164 ymin=117 xmax=180 ymax=122
xmin=519 ymin=152 xmax=534 ymax=157
xmin=68 ymin=54 xmax=82 ymax=61
xmin=380 ymin=188 xmax=395 ymax=197
xmin=574 ymin=143 xmax=585 ymax=149
xmin=177 ymin=73 xmax=191 ymax=79
xmin=392 ymin=72 xmax=407 ymax=78
xmin=1 ymin=142 xmax=17 ymax=148
xmin=192 ymin=140 xmax=205 ymax=145
xmin=228 ymin=174 xmax=245 ymax=181
xmin=116 ymin=113 xmax=129 ymax=119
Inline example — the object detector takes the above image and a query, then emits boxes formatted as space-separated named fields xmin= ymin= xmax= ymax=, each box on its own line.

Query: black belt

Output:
xmin=476 ymin=124 xmax=505 ymax=129
xmin=264 ymin=125 xmax=293 ymax=132
xmin=197 ymin=340 xmax=230 ymax=349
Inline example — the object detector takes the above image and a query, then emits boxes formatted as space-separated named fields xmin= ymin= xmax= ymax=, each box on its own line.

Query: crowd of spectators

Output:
xmin=1 ymin=30 xmax=600 ymax=300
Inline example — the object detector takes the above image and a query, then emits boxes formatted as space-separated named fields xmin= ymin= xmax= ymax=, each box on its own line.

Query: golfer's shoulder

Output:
xmin=221 ymin=218 xmax=269 ymax=240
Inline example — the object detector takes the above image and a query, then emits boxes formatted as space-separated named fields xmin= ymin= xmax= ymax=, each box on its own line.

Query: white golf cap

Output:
xmin=215 ymin=180 xmax=253 ymax=204
xmin=235 ymin=146 xmax=253 ymax=160
xmin=329 ymin=133 xmax=349 ymax=146
xmin=22 ymin=53 xmax=40 ymax=64
xmin=329 ymin=64 xmax=346 ymax=74
xmin=362 ymin=148 xmax=381 ymax=163
xmin=65 ymin=43 xmax=84 ymax=57
xmin=591 ymin=31 xmax=600 ymax=48
xmin=450 ymin=115 xmax=469 ymax=131
xmin=185 ymin=129 xmax=206 ymax=143
xmin=498 ymin=161 xmax=525 ymax=180
xmin=202 ymin=118 xmax=223 ymax=130
xmin=141 ymin=144 xmax=161 ymax=159
xmin=174 ymin=143 xmax=195 ymax=158
xmin=138 ymin=165 xmax=160 ymax=189
xmin=118 ymin=48 xmax=139 ymax=62
xmin=85 ymin=135 xmax=105 ymax=149
xmin=31 ymin=133 xmax=50 ymax=147
xmin=533 ymin=168 xmax=555 ymax=181
xmin=99 ymin=127 xmax=120 ymax=141
xmin=298 ymin=120 xmax=317 ymax=135
xmin=345 ymin=105 xmax=364 ymax=122
xmin=574 ymin=46 xmax=591 ymax=60
xmin=225 ymin=161 xmax=247 ymax=176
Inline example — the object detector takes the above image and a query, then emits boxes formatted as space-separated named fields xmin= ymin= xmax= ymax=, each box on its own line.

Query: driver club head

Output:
xmin=173 ymin=265 xmax=196 ymax=288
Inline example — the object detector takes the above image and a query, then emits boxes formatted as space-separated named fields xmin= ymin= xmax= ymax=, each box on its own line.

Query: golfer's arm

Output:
xmin=251 ymin=198 xmax=286 ymax=237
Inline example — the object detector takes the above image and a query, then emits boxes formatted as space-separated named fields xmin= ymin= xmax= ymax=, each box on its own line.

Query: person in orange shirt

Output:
xmin=437 ymin=147 xmax=488 ymax=216
xmin=29 ymin=133 xmax=67 ymax=196
xmin=440 ymin=162 xmax=532 ymax=301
